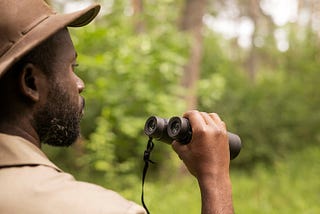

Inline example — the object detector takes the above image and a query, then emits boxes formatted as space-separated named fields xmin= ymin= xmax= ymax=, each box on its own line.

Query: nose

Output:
xmin=75 ymin=75 xmax=85 ymax=93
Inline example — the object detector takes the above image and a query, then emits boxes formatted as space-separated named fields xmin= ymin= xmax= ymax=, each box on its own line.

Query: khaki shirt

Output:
xmin=0 ymin=133 xmax=146 ymax=214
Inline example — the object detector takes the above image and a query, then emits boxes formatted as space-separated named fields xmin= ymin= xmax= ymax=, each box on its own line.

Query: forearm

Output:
xmin=198 ymin=173 xmax=234 ymax=214
xmin=172 ymin=111 xmax=235 ymax=213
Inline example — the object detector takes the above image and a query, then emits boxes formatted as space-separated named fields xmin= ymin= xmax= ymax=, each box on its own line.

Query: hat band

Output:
xmin=0 ymin=14 xmax=50 ymax=57
xmin=0 ymin=42 xmax=14 ymax=57
xmin=22 ymin=15 xmax=50 ymax=35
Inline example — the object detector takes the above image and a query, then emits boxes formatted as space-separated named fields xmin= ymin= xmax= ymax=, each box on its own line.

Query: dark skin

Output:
xmin=0 ymin=28 xmax=233 ymax=214
xmin=172 ymin=111 xmax=234 ymax=214
xmin=0 ymin=28 xmax=83 ymax=148
xmin=0 ymin=61 xmax=49 ymax=147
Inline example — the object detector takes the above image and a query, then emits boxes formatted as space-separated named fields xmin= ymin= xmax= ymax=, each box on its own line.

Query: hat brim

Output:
xmin=0 ymin=4 xmax=100 ymax=78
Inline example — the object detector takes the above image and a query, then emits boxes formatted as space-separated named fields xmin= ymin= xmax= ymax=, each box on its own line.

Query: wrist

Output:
xmin=197 ymin=170 xmax=231 ymax=190
xmin=197 ymin=171 xmax=234 ymax=214
xmin=196 ymin=162 xmax=230 ymax=183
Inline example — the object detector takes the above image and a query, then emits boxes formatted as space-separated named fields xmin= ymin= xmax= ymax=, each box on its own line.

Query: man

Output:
xmin=0 ymin=0 xmax=234 ymax=214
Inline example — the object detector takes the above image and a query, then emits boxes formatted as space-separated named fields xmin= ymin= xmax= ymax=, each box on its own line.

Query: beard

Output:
xmin=34 ymin=81 xmax=84 ymax=147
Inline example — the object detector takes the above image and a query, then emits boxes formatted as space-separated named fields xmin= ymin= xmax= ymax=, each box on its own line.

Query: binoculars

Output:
xmin=144 ymin=116 xmax=241 ymax=160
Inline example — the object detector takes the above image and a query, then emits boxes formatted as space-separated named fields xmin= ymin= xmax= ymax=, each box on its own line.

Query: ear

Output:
xmin=18 ymin=63 xmax=44 ymax=102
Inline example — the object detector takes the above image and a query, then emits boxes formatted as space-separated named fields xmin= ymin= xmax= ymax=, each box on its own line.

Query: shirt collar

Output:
xmin=0 ymin=133 xmax=62 ymax=172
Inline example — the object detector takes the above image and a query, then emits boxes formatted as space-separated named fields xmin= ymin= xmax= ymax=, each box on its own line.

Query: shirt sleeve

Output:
xmin=0 ymin=165 xmax=147 ymax=214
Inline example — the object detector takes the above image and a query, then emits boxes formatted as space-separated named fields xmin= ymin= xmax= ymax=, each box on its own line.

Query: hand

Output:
xmin=172 ymin=110 xmax=234 ymax=214
xmin=171 ymin=110 xmax=230 ymax=180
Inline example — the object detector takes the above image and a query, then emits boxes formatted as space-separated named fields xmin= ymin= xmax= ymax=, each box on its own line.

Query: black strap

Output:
xmin=141 ymin=137 xmax=155 ymax=214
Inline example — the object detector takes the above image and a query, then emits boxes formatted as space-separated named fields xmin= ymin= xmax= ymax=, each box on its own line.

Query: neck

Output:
xmin=0 ymin=120 xmax=41 ymax=148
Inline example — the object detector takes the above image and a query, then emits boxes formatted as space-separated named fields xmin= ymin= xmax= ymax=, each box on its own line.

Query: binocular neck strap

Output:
xmin=141 ymin=137 xmax=155 ymax=214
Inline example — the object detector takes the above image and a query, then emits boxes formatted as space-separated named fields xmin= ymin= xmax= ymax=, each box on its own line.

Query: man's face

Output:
xmin=34 ymin=29 xmax=85 ymax=147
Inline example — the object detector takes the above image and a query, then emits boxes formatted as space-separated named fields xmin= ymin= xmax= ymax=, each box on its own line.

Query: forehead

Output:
xmin=54 ymin=28 xmax=76 ymax=61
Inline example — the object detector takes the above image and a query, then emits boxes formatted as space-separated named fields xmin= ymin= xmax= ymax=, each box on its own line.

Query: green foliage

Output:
xmin=114 ymin=145 xmax=320 ymax=213
xmin=43 ymin=1 xmax=320 ymax=211
xmin=68 ymin=0 xmax=189 ymax=189
xmin=197 ymin=27 xmax=320 ymax=166
xmin=232 ymin=145 xmax=320 ymax=213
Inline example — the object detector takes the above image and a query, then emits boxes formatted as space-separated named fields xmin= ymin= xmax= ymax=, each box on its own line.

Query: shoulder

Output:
xmin=0 ymin=165 xmax=146 ymax=214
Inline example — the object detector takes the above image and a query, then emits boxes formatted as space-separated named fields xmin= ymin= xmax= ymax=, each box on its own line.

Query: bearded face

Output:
xmin=34 ymin=79 xmax=85 ymax=147
xmin=30 ymin=28 xmax=85 ymax=147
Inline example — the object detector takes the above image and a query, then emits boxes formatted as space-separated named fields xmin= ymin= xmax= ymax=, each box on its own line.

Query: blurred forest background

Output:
xmin=44 ymin=0 xmax=319 ymax=213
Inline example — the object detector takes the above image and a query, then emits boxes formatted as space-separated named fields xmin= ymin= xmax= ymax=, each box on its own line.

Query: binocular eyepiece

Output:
xmin=144 ymin=116 xmax=241 ymax=160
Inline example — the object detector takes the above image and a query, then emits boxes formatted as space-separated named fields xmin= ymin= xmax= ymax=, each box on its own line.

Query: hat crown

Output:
xmin=0 ymin=1 xmax=100 ymax=78
xmin=0 ymin=0 xmax=53 ymax=57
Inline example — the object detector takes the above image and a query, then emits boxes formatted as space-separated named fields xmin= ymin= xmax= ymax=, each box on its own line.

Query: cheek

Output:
xmin=57 ymin=77 xmax=78 ymax=102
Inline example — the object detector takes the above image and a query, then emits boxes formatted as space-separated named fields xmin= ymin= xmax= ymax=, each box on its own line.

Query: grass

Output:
xmin=118 ymin=145 xmax=320 ymax=214
xmin=48 ymin=143 xmax=319 ymax=213
xmin=232 ymin=145 xmax=320 ymax=214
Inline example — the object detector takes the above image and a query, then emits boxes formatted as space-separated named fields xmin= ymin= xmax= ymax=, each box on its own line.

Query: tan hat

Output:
xmin=0 ymin=0 xmax=101 ymax=78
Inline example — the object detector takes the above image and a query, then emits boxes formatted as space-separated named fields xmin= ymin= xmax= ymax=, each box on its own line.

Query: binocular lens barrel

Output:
xmin=144 ymin=116 xmax=172 ymax=143
xmin=144 ymin=116 xmax=241 ymax=160
xmin=167 ymin=117 xmax=192 ymax=143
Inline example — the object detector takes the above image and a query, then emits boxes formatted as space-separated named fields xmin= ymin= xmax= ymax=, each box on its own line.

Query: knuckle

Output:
xmin=214 ymin=128 xmax=227 ymax=139
xmin=209 ymin=112 xmax=217 ymax=116
xmin=215 ymin=128 xmax=224 ymax=136
xmin=197 ymin=127 xmax=207 ymax=135
xmin=189 ymin=110 xmax=199 ymax=115
xmin=220 ymin=121 xmax=226 ymax=128
xmin=183 ymin=110 xmax=199 ymax=118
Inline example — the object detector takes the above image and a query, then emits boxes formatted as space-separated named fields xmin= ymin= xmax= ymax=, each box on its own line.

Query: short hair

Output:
xmin=0 ymin=29 xmax=63 ymax=109
xmin=0 ymin=29 xmax=63 ymax=118
xmin=4 ymin=28 xmax=64 ymax=79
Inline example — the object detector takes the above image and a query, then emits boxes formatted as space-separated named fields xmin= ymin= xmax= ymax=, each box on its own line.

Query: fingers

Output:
xmin=172 ymin=110 xmax=229 ymax=178
xmin=209 ymin=113 xmax=227 ymax=130
xmin=171 ymin=140 xmax=187 ymax=158
xmin=183 ymin=110 xmax=206 ymax=128
xmin=183 ymin=110 xmax=226 ymax=130
xmin=201 ymin=112 xmax=216 ymax=126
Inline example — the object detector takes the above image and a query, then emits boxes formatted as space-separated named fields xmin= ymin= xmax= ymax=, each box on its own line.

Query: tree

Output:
xmin=131 ymin=0 xmax=145 ymax=33
xmin=179 ymin=0 xmax=207 ymax=109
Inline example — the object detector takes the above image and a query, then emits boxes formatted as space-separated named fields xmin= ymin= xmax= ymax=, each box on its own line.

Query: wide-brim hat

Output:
xmin=0 ymin=0 xmax=101 ymax=78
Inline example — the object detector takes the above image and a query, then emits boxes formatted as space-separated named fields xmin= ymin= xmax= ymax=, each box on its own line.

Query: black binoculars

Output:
xmin=144 ymin=116 xmax=241 ymax=160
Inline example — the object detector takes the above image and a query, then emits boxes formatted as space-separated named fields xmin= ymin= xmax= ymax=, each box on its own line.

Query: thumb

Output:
xmin=172 ymin=140 xmax=187 ymax=160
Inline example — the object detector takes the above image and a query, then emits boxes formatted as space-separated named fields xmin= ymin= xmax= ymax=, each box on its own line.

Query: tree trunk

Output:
xmin=246 ymin=0 xmax=260 ymax=81
xmin=131 ymin=0 xmax=145 ymax=33
xmin=179 ymin=0 xmax=207 ymax=110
